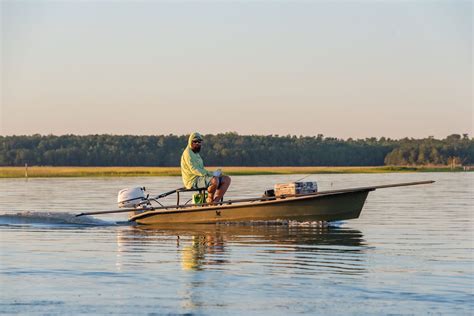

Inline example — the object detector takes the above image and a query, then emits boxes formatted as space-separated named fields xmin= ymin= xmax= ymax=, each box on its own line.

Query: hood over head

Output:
xmin=188 ymin=132 xmax=203 ymax=147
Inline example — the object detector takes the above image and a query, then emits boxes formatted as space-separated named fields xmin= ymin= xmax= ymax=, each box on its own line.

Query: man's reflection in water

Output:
xmin=181 ymin=234 xmax=227 ymax=271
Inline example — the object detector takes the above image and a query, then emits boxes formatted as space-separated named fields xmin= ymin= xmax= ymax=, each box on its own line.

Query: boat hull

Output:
xmin=130 ymin=189 xmax=371 ymax=225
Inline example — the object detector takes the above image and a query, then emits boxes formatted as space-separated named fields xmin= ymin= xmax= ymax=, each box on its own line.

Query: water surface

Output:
xmin=1 ymin=173 xmax=472 ymax=315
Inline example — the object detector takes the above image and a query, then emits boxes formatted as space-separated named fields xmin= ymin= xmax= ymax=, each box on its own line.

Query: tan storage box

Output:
xmin=274 ymin=181 xmax=318 ymax=196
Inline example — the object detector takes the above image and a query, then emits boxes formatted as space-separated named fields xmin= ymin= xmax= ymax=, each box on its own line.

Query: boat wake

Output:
xmin=218 ymin=220 xmax=344 ymax=228
xmin=0 ymin=212 xmax=344 ymax=228
xmin=0 ymin=211 xmax=121 ymax=227
xmin=288 ymin=220 xmax=344 ymax=228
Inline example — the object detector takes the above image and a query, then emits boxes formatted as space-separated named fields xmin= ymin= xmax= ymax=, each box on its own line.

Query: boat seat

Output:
xmin=176 ymin=187 xmax=207 ymax=192
xmin=175 ymin=187 xmax=207 ymax=206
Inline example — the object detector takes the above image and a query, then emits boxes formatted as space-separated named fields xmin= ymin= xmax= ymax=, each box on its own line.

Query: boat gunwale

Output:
xmin=128 ymin=187 xmax=375 ymax=221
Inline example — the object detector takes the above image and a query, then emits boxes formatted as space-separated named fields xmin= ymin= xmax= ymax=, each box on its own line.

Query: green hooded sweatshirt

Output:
xmin=180 ymin=132 xmax=213 ymax=189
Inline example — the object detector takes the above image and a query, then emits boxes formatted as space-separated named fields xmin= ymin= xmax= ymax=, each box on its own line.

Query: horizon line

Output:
xmin=1 ymin=132 xmax=471 ymax=141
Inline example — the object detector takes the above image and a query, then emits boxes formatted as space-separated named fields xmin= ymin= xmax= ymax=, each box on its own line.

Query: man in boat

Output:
xmin=181 ymin=132 xmax=231 ymax=203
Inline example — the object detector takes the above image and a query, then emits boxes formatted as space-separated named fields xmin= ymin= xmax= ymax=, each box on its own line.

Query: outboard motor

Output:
xmin=117 ymin=187 xmax=147 ymax=208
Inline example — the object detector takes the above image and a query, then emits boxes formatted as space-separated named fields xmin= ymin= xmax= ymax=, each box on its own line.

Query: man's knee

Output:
xmin=223 ymin=175 xmax=231 ymax=185
xmin=208 ymin=177 xmax=219 ymax=193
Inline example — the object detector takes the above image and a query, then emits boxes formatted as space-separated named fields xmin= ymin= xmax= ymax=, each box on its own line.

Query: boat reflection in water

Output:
xmin=115 ymin=222 xmax=368 ymax=274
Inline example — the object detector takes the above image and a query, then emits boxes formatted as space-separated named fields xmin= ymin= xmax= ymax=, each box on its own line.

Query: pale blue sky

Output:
xmin=1 ymin=0 xmax=472 ymax=139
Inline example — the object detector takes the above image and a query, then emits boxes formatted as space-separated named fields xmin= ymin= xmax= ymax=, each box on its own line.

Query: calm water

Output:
xmin=0 ymin=173 xmax=473 ymax=315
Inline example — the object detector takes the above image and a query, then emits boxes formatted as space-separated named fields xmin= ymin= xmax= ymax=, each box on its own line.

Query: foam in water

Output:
xmin=218 ymin=220 xmax=344 ymax=228
xmin=289 ymin=220 xmax=345 ymax=228
xmin=0 ymin=211 xmax=115 ymax=227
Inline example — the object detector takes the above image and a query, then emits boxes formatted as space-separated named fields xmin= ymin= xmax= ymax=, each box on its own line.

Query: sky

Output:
xmin=1 ymin=0 xmax=472 ymax=139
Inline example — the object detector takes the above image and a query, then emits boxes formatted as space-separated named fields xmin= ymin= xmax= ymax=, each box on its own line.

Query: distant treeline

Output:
xmin=0 ymin=133 xmax=472 ymax=167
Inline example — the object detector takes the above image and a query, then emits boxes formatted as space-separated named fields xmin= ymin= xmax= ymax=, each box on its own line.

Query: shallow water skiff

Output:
xmin=76 ymin=181 xmax=434 ymax=225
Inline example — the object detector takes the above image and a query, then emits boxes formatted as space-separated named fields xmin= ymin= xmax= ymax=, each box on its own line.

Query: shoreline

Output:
xmin=0 ymin=166 xmax=469 ymax=178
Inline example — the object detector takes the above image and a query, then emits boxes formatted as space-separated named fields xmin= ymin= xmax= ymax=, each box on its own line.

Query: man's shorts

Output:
xmin=192 ymin=175 xmax=213 ymax=189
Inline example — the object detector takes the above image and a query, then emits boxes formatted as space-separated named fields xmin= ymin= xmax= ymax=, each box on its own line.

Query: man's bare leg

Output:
xmin=207 ymin=177 xmax=220 ymax=203
xmin=213 ymin=176 xmax=231 ymax=202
